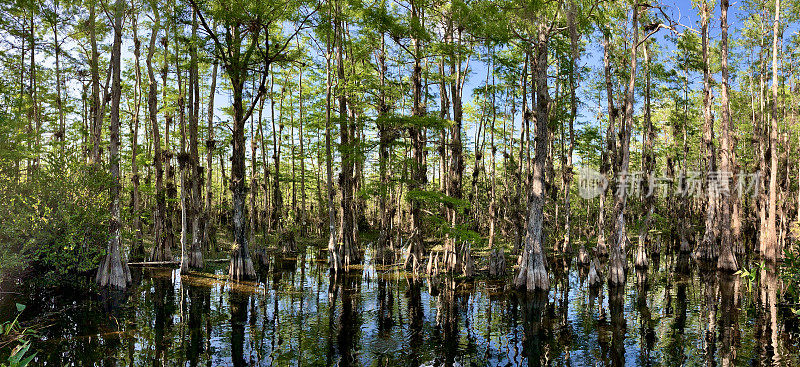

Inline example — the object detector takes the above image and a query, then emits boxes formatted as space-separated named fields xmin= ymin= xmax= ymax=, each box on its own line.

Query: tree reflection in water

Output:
xmin=9 ymin=250 xmax=800 ymax=366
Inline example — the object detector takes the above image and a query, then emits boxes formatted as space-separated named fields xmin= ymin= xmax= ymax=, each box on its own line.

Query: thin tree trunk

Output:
xmin=598 ymin=30 xmax=615 ymax=257
xmin=636 ymin=42 xmax=653 ymax=269
xmin=404 ymin=0 xmax=426 ymax=274
xmin=609 ymin=2 xmax=640 ymax=285
xmin=298 ymin=59 xmax=307 ymax=231
xmin=765 ymin=0 xmax=781 ymax=261
xmin=326 ymin=5 xmax=339 ymax=272
xmin=271 ymin=73 xmax=284 ymax=233
xmin=89 ymin=1 xmax=101 ymax=165
xmin=445 ymin=17 xmax=465 ymax=273
xmin=203 ymin=58 xmax=218 ymax=252
xmin=377 ymin=33 xmax=394 ymax=263
xmin=564 ymin=5 xmax=578 ymax=254
xmin=129 ymin=15 xmax=144 ymax=260
xmin=717 ymin=0 xmax=738 ymax=271
xmin=178 ymin=29 xmax=189 ymax=272
xmin=52 ymin=4 xmax=65 ymax=150
xmin=698 ymin=0 xmax=719 ymax=260
xmin=186 ymin=11 xmax=203 ymax=270
xmin=147 ymin=6 xmax=171 ymax=262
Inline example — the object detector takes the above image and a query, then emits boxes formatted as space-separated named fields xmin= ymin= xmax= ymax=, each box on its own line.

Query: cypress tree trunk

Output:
xmin=514 ymin=24 xmax=550 ymax=292
xmin=718 ymin=0 xmax=738 ymax=271
xmin=564 ymin=5 xmax=578 ymax=254
xmin=186 ymin=11 xmax=203 ymax=270
xmin=203 ymin=59 xmax=218 ymax=252
xmin=298 ymin=60 xmax=307 ymax=232
xmin=129 ymin=15 xmax=144 ymax=261
xmin=96 ymin=0 xmax=131 ymax=289
xmin=325 ymin=5 xmax=339 ymax=272
xmin=250 ymin=104 xmax=259 ymax=247
xmin=178 ymin=33 xmax=189 ymax=272
xmin=404 ymin=0 xmax=426 ymax=274
xmin=333 ymin=7 xmax=359 ymax=272
xmin=376 ymin=33 xmax=395 ymax=264
xmin=271 ymin=73 xmax=283 ymax=233
xmin=598 ymin=31 xmax=615 ymax=257
xmin=186 ymin=10 xmax=270 ymax=280
xmin=229 ymin=81 xmax=256 ymax=280
xmin=698 ymin=0 xmax=719 ymax=260
xmin=148 ymin=7 xmax=171 ymax=262
xmin=609 ymin=2 xmax=640 ymax=286
xmin=89 ymin=1 xmax=101 ymax=165
xmin=445 ymin=17 xmax=465 ymax=273
xmin=52 ymin=3 xmax=65 ymax=150
xmin=636 ymin=43 xmax=653 ymax=269
xmin=765 ymin=0 xmax=781 ymax=261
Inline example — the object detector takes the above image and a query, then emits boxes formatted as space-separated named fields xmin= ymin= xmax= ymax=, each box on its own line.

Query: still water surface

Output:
xmin=4 ymin=248 xmax=800 ymax=366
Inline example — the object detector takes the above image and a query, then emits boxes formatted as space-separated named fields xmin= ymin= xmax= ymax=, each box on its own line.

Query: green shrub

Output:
xmin=0 ymin=151 xmax=111 ymax=285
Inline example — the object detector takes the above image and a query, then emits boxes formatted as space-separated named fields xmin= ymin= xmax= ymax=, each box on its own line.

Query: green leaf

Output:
xmin=9 ymin=342 xmax=30 ymax=364
xmin=18 ymin=353 xmax=36 ymax=367
xmin=15 ymin=303 xmax=25 ymax=312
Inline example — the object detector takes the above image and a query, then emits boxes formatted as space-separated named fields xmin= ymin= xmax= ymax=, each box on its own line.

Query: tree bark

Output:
xmin=96 ymin=0 xmax=131 ymax=289
xmin=404 ymin=0 xmax=426 ymax=274
xmin=203 ymin=58 xmax=218 ymax=252
xmin=129 ymin=15 xmax=144 ymax=261
xmin=598 ymin=30 xmax=616 ymax=257
xmin=147 ymin=5 xmax=171 ymax=262
xmin=698 ymin=0 xmax=719 ymax=260
xmin=186 ymin=11 xmax=203 ymax=270
xmin=514 ymin=24 xmax=550 ymax=292
xmin=325 ymin=4 xmax=339 ymax=272
xmin=89 ymin=1 xmax=101 ymax=165
xmin=609 ymin=2 xmax=640 ymax=285
xmin=636 ymin=42 xmax=653 ymax=269
xmin=764 ymin=0 xmax=781 ymax=261
xmin=717 ymin=0 xmax=738 ymax=271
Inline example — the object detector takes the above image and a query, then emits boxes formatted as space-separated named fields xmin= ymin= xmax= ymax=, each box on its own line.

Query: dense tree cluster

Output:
xmin=0 ymin=0 xmax=798 ymax=292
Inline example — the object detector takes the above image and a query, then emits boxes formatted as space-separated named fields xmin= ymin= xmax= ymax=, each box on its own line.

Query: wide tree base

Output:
xmin=96 ymin=252 xmax=132 ymax=289
xmin=608 ymin=250 xmax=626 ymax=285
xmin=426 ymin=250 xmax=440 ymax=276
xmin=588 ymin=256 xmax=602 ymax=287
xmin=182 ymin=245 xmax=204 ymax=272
xmin=717 ymin=247 xmax=738 ymax=272
xmin=577 ymin=246 xmax=589 ymax=265
xmin=149 ymin=239 xmax=173 ymax=262
xmin=514 ymin=253 xmax=549 ymax=291
xmin=228 ymin=254 xmax=255 ymax=281
xmin=693 ymin=238 xmax=718 ymax=261
xmin=488 ymin=248 xmax=506 ymax=277
xmin=634 ymin=240 xmax=648 ymax=269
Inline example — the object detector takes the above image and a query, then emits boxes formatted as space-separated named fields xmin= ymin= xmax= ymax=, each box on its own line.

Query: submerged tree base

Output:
xmin=577 ymin=246 xmax=589 ymax=265
xmin=717 ymin=245 xmax=738 ymax=272
xmin=96 ymin=251 xmax=132 ymax=289
xmin=228 ymin=252 xmax=255 ymax=281
xmin=488 ymin=248 xmax=506 ymax=277
xmin=635 ymin=239 xmax=648 ymax=269
xmin=183 ymin=245 xmax=204 ymax=272
xmin=588 ymin=256 xmax=602 ymax=287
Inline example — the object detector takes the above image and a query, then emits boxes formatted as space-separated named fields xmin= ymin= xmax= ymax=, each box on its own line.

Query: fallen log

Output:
xmin=127 ymin=261 xmax=180 ymax=266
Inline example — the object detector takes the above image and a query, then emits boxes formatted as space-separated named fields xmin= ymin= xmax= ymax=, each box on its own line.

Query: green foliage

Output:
xmin=1 ymin=304 xmax=37 ymax=367
xmin=0 ymin=150 xmax=110 ymax=285
xmin=735 ymin=261 xmax=766 ymax=291
xmin=780 ymin=245 xmax=800 ymax=301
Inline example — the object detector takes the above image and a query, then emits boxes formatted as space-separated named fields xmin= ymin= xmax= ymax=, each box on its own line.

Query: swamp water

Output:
xmin=2 ymin=248 xmax=799 ymax=366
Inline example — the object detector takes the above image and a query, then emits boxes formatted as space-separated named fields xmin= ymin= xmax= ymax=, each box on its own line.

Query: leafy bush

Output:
xmin=1 ymin=304 xmax=37 ymax=367
xmin=0 ymin=151 xmax=110 ymax=285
